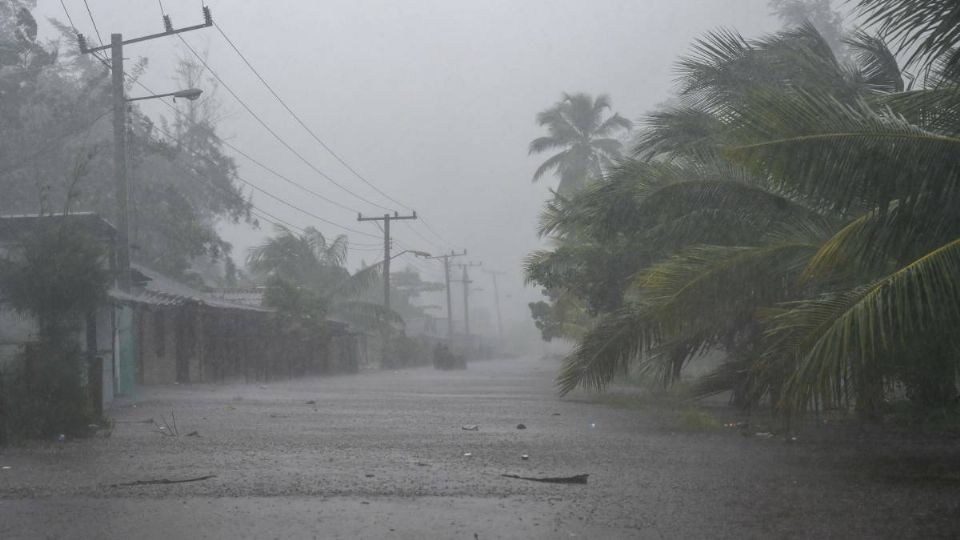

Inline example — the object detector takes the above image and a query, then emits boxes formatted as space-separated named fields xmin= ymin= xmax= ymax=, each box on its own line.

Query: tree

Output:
xmin=769 ymin=0 xmax=846 ymax=54
xmin=247 ymin=226 xmax=397 ymax=332
xmin=0 ymin=6 xmax=249 ymax=284
xmin=531 ymin=12 xmax=960 ymax=420
xmin=529 ymin=93 xmax=632 ymax=196
xmin=0 ymin=215 xmax=110 ymax=440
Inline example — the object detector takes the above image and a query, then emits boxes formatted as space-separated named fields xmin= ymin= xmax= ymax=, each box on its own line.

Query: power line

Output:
xmin=213 ymin=22 xmax=414 ymax=213
xmin=401 ymin=220 xmax=446 ymax=252
xmin=131 ymin=74 xmax=363 ymax=214
xmin=81 ymin=0 xmax=104 ymax=46
xmin=418 ymin=218 xmax=460 ymax=250
xmin=147 ymin=121 xmax=380 ymax=240
xmin=67 ymin=3 xmax=455 ymax=255
xmin=250 ymin=207 xmax=304 ymax=234
xmin=175 ymin=33 xmax=394 ymax=213
xmin=212 ymin=21 xmax=464 ymax=252
xmin=85 ymin=54 xmax=381 ymax=242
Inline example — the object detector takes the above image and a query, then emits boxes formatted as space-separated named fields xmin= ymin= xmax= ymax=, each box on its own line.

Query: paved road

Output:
xmin=1 ymin=357 xmax=958 ymax=539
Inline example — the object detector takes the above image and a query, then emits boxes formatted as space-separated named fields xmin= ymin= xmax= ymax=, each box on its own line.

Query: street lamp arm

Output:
xmin=126 ymin=88 xmax=203 ymax=103
xmin=371 ymin=249 xmax=432 ymax=267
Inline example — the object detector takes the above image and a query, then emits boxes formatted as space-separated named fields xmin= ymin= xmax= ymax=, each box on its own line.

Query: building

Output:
xmin=0 ymin=213 xmax=118 ymax=408
xmin=0 ymin=213 xmax=362 ymax=411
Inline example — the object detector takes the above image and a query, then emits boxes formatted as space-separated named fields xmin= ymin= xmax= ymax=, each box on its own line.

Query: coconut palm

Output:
xmin=536 ymin=16 xmax=960 ymax=417
xmin=529 ymin=93 xmax=632 ymax=196
xmin=247 ymin=226 xmax=397 ymax=331
xmin=247 ymin=225 xmax=349 ymax=291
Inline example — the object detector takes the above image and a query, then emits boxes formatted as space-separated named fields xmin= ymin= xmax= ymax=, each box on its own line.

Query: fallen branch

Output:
xmin=110 ymin=475 xmax=216 ymax=487
xmin=501 ymin=473 xmax=589 ymax=484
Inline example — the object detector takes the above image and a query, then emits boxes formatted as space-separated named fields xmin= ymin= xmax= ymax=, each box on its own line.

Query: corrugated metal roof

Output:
xmin=0 ymin=213 xmax=116 ymax=241
xmin=110 ymin=264 xmax=273 ymax=313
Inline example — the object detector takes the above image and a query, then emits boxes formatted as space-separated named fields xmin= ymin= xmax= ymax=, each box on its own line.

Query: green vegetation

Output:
xmin=0 ymin=220 xmax=110 ymax=441
xmin=527 ymin=0 xmax=960 ymax=421
xmin=0 ymin=1 xmax=248 ymax=284
xmin=247 ymin=226 xmax=400 ymax=357
xmin=529 ymin=93 xmax=631 ymax=196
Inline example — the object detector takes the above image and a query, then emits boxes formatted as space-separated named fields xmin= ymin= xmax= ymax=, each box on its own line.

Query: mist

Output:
xmin=5 ymin=0 xmax=960 ymax=538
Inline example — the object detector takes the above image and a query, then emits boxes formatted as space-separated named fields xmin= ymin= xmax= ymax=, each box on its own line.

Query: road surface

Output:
xmin=1 ymin=357 xmax=958 ymax=539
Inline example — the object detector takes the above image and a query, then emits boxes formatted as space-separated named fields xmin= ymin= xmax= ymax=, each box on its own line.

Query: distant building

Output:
xmin=0 ymin=213 xmax=361 ymax=411
xmin=0 ymin=213 xmax=118 ymax=408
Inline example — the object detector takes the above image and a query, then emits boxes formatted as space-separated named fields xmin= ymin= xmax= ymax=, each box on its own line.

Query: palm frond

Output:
xmin=557 ymin=306 xmax=658 ymax=396
xmin=324 ymin=262 xmax=383 ymax=301
xmin=638 ymin=242 xmax=819 ymax=336
xmin=727 ymin=88 xmax=960 ymax=212
xmin=594 ymin=113 xmax=633 ymax=137
xmin=855 ymin=0 xmax=960 ymax=73
xmin=528 ymin=136 xmax=565 ymax=155
xmin=765 ymin=236 xmax=960 ymax=411
xmin=532 ymin=150 xmax=568 ymax=181
xmin=846 ymin=30 xmax=904 ymax=93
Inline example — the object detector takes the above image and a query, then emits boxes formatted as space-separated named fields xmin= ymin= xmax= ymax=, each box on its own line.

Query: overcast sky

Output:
xmin=36 ymin=0 xmax=779 ymax=335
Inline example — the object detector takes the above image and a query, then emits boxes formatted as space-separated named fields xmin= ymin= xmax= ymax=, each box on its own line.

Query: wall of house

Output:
xmin=137 ymin=308 xmax=178 ymax=385
xmin=0 ymin=307 xmax=33 ymax=369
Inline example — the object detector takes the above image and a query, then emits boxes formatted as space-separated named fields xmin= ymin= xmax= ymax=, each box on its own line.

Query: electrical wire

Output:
xmin=175 ymin=33 xmax=394 ymax=213
xmin=213 ymin=21 xmax=463 ymax=252
xmin=64 ymin=3 xmax=450 ymax=254
xmin=146 ymin=121 xmax=380 ymax=240
xmin=81 ymin=0 xmax=104 ymax=46
xmin=213 ymin=22 xmax=414 ymax=213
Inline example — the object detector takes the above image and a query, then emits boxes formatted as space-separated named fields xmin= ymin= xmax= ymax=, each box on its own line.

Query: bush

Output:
xmin=0 ymin=219 xmax=110 ymax=443
xmin=1 ymin=341 xmax=99 ymax=441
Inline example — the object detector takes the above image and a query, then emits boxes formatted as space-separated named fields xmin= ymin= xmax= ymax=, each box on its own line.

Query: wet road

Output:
xmin=1 ymin=357 xmax=958 ymax=539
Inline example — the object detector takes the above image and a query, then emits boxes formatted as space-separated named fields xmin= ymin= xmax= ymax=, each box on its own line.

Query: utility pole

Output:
xmin=428 ymin=251 xmax=467 ymax=340
xmin=358 ymin=211 xmax=418 ymax=310
xmin=454 ymin=262 xmax=482 ymax=337
xmin=483 ymin=270 xmax=506 ymax=349
xmin=79 ymin=8 xmax=213 ymax=291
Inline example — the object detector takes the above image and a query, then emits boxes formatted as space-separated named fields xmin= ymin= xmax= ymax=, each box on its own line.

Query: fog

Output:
xmin=9 ymin=1 xmax=960 ymax=537
xmin=33 ymin=0 xmax=777 ymax=336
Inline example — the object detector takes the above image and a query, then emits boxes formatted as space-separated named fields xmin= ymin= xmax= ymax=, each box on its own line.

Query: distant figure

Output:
xmin=433 ymin=343 xmax=466 ymax=370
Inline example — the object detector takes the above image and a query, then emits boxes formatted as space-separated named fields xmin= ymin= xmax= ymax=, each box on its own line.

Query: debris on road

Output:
xmin=461 ymin=424 xmax=479 ymax=431
xmin=186 ymin=431 xmax=200 ymax=437
xmin=516 ymin=423 xmax=527 ymax=430
xmin=521 ymin=454 xmax=530 ymax=460
xmin=502 ymin=473 xmax=589 ymax=484
xmin=305 ymin=400 xmax=316 ymax=405
xmin=1 ymin=466 xmax=11 ymax=470
xmin=365 ymin=473 xmax=375 ymax=478
xmin=755 ymin=432 xmax=774 ymax=439
xmin=109 ymin=474 xmax=216 ymax=488
xmin=463 ymin=452 xmax=473 ymax=458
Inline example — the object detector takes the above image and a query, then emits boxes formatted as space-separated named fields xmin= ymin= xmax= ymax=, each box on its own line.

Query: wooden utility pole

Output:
xmin=428 ymin=251 xmax=466 ymax=340
xmin=483 ymin=270 xmax=506 ymax=349
xmin=358 ymin=212 xmax=418 ymax=310
xmin=79 ymin=8 xmax=213 ymax=291
xmin=454 ymin=262 xmax=482 ymax=337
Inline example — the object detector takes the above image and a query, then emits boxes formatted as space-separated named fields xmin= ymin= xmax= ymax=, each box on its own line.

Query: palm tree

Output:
xmin=534 ymin=16 xmax=960 ymax=418
xmin=529 ymin=93 xmax=632 ymax=196
xmin=247 ymin=226 xmax=397 ymax=331
xmin=247 ymin=225 xmax=349 ymax=291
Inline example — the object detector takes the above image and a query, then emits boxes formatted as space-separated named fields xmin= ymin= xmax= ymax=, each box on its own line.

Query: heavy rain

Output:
xmin=1 ymin=0 xmax=959 ymax=538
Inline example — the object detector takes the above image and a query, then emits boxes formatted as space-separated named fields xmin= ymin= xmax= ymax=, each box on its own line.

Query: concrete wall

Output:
xmin=137 ymin=308 xmax=178 ymax=385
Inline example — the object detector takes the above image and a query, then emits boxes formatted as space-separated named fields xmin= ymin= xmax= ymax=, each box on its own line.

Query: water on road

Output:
xmin=1 ymin=357 xmax=958 ymax=539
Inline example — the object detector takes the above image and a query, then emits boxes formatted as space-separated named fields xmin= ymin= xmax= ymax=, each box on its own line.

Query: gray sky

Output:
xmin=37 ymin=0 xmax=779 ymax=333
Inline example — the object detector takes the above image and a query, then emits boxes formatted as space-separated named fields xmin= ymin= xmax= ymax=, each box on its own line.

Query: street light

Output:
xmin=125 ymin=88 xmax=203 ymax=103
xmin=383 ymin=249 xmax=431 ymax=263
xmin=113 ymin=86 xmax=203 ymax=293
